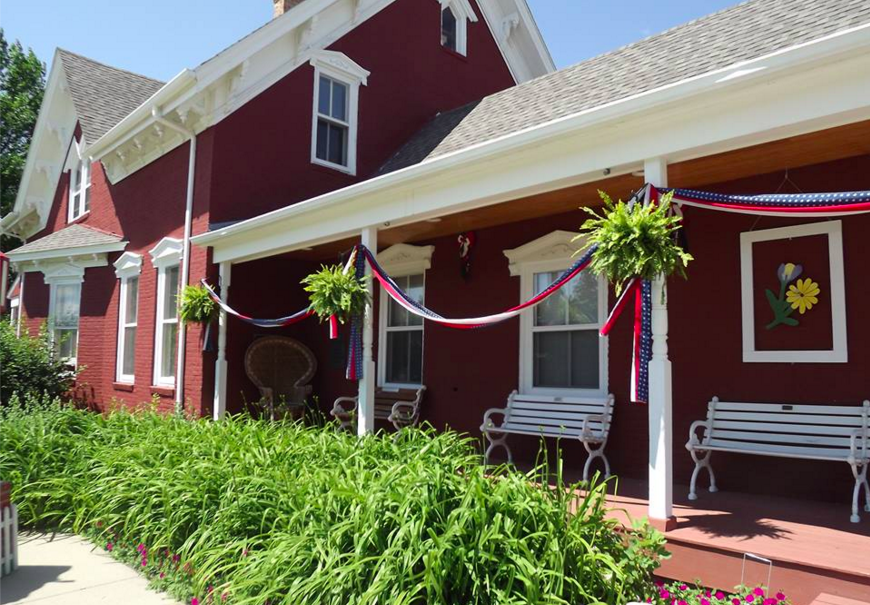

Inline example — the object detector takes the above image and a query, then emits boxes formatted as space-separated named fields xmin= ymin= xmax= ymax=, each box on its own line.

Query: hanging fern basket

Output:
xmin=301 ymin=264 xmax=370 ymax=337
xmin=179 ymin=284 xmax=218 ymax=325
xmin=577 ymin=189 xmax=693 ymax=294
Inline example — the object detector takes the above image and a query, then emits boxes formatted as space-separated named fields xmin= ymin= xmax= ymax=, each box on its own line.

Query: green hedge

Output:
xmin=0 ymin=401 xmax=666 ymax=605
xmin=0 ymin=320 xmax=76 ymax=403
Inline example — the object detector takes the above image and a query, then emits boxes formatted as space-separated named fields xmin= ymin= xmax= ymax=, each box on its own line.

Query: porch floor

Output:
xmin=606 ymin=477 xmax=870 ymax=604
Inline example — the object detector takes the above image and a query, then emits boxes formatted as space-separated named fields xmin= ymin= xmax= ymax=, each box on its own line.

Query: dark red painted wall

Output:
xmin=208 ymin=0 xmax=516 ymax=224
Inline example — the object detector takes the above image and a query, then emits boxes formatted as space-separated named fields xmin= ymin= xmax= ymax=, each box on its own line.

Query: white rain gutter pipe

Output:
xmin=152 ymin=107 xmax=196 ymax=415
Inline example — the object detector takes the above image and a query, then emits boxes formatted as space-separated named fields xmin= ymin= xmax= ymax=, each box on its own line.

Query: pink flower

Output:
xmin=208 ymin=586 xmax=214 ymax=594
xmin=706 ymin=591 xmax=712 ymax=598
xmin=680 ymin=585 xmax=688 ymax=591
xmin=733 ymin=599 xmax=741 ymax=605
xmin=701 ymin=599 xmax=711 ymax=605
xmin=679 ymin=600 xmax=688 ymax=605
xmin=776 ymin=594 xmax=785 ymax=602
xmin=106 ymin=542 xmax=114 ymax=552
xmin=221 ymin=593 xmax=229 ymax=602
xmin=173 ymin=554 xmax=181 ymax=563
xmin=141 ymin=558 xmax=147 ymax=567
xmin=746 ymin=596 xmax=755 ymax=603
xmin=191 ymin=599 xmax=199 ymax=605
xmin=242 ymin=549 xmax=249 ymax=557
xmin=660 ymin=590 xmax=670 ymax=599
xmin=655 ymin=580 xmax=665 ymax=587
xmin=716 ymin=592 xmax=726 ymax=600
xmin=764 ymin=599 xmax=777 ymax=605
xmin=754 ymin=588 xmax=765 ymax=596
xmin=159 ymin=572 xmax=165 ymax=579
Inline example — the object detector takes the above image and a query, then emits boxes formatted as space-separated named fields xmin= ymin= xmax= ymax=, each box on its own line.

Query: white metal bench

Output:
xmin=480 ymin=390 xmax=615 ymax=481
xmin=686 ymin=397 xmax=870 ymax=522
xmin=331 ymin=386 xmax=426 ymax=432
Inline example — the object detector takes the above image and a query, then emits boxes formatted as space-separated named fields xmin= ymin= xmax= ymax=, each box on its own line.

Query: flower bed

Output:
xmin=0 ymin=399 xmax=667 ymax=604
xmin=646 ymin=581 xmax=791 ymax=605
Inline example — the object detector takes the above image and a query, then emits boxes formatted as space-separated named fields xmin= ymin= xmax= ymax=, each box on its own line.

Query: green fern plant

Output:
xmin=178 ymin=284 xmax=217 ymax=324
xmin=301 ymin=264 xmax=370 ymax=323
xmin=577 ymin=189 xmax=693 ymax=294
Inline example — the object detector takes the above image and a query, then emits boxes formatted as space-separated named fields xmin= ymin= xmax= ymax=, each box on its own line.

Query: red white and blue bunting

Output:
xmin=658 ymin=186 xmax=870 ymax=217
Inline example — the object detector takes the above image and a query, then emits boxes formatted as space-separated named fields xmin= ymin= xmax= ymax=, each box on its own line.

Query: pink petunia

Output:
xmin=680 ymin=585 xmax=688 ymax=591
xmin=716 ymin=593 xmax=725 ymax=600
xmin=701 ymin=599 xmax=711 ymax=605
xmin=746 ymin=596 xmax=755 ymax=603
xmin=191 ymin=599 xmax=199 ymax=605
xmin=706 ymin=591 xmax=712 ymax=598
xmin=159 ymin=572 xmax=165 ymax=579
xmin=660 ymin=590 xmax=670 ymax=599
xmin=106 ymin=542 xmax=114 ymax=552
xmin=173 ymin=554 xmax=181 ymax=563
xmin=679 ymin=600 xmax=688 ymax=605
xmin=141 ymin=558 xmax=147 ymax=567
xmin=764 ymin=599 xmax=777 ymax=605
xmin=776 ymin=594 xmax=785 ymax=602
xmin=754 ymin=588 xmax=764 ymax=596
xmin=733 ymin=599 xmax=741 ymax=605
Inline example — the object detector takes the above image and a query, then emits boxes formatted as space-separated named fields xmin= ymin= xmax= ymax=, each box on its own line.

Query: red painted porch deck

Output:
xmin=604 ymin=478 xmax=870 ymax=605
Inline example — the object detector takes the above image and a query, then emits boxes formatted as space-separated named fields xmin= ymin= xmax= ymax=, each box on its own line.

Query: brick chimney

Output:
xmin=273 ymin=0 xmax=303 ymax=18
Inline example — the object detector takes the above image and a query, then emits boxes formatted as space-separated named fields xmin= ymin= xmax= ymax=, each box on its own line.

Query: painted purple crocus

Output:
xmin=776 ymin=262 xmax=802 ymax=284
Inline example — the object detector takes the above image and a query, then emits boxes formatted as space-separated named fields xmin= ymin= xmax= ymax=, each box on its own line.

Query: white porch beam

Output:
xmin=644 ymin=157 xmax=675 ymax=528
xmin=213 ymin=262 xmax=232 ymax=421
xmin=358 ymin=226 xmax=378 ymax=435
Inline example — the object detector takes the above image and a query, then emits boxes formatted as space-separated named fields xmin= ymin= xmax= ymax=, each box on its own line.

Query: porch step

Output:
xmin=810 ymin=595 xmax=870 ymax=605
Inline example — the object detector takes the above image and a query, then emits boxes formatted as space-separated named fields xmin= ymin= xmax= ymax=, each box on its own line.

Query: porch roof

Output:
xmin=5 ymin=224 xmax=127 ymax=263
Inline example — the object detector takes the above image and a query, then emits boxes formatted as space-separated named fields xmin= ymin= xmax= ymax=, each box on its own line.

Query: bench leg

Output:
xmin=850 ymin=462 xmax=869 ymax=523
xmin=483 ymin=431 xmax=512 ymax=466
xmin=582 ymin=441 xmax=610 ymax=482
xmin=688 ymin=448 xmax=717 ymax=501
xmin=333 ymin=414 xmax=354 ymax=433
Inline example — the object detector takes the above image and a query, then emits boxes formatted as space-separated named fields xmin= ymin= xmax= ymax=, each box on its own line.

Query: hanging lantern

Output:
xmin=457 ymin=231 xmax=476 ymax=279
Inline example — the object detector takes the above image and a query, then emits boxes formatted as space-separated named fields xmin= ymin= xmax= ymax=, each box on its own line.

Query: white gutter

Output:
xmin=193 ymin=21 xmax=870 ymax=251
xmin=152 ymin=107 xmax=197 ymax=416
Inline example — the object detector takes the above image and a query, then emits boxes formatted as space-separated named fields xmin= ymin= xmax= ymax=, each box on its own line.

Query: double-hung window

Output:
xmin=377 ymin=244 xmax=434 ymax=388
xmin=310 ymin=51 xmax=369 ymax=175
xmin=441 ymin=6 xmax=458 ymax=51
xmin=438 ymin=0 xmax=476 ymax=56
xmin=505 ymin=231 xmax=608 ymax=397
xmin=68 ymin=140 xmax=91 ymax=222
xmin=149 ymin=238 xmax=183 ymax=388
xmin=114 ymin=252 xmax=143 ymax=383
xmin=49 ymin=282 xmax=81 ymax=364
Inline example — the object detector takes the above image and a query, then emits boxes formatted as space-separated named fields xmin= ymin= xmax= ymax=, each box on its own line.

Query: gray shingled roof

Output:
xmin=6 ymin=224 xmax=125 ymax=257
xmin=58 ymin=49 xmax=164 ymax=143
xmin=378 ymin=0 xmax=870 ymax=175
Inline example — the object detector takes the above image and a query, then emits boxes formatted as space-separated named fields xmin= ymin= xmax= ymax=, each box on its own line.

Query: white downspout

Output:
xmin=152 ymin=107 xmax=196 ymax=415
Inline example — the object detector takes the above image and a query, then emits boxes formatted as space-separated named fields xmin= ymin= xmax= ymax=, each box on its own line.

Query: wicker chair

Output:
xmin=244 ymin=336 xmax=317 ymax=420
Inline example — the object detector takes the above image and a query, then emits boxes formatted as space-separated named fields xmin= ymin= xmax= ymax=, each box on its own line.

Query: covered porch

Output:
xmin=191 ymin=38 xmax=870 ymax=594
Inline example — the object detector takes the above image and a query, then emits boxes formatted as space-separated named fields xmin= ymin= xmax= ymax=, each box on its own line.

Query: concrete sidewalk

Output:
xmin=1 ymin=533 xmax=180 ymax=605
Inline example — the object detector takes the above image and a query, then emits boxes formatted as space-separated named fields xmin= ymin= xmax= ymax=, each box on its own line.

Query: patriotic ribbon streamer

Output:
xmin=201 ymin=280 xmax=314 ymax=328
xmin=659 ymin=186 xmax=870 ymax=217
xmin=598 ymin=277 xmax=652 ymax=404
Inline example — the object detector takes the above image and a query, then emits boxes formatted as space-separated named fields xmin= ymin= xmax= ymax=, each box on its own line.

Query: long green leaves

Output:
xmin=301 ymin=264 xmax=370 ymax=323
xmin=0 ymin=400 xmax=666 ymax=604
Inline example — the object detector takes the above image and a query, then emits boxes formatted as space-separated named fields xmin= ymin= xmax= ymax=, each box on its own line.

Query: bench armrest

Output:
xmin=581 ymin=413 xmax=607 ymax=440
xmin=389 ymin=401 xmax=418 ymax=422
xmin=687 ymin=420 xmax=711 ymax=449
xmin=331 ymin=396 xmax=358 ymax=418
xmin=850 ymin=428 xmax=869 ymax=462
xmin=481 ymin=408 xmax=508 ymax=432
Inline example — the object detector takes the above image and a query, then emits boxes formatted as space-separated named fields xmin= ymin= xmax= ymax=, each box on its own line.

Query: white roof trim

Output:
xmin=309 ymin=50 xmax=370 ymax=85
xmin=149 ymin=237 xmax=183 ymax=269
xmin=7 ymin=241 xmax=128 ymax=264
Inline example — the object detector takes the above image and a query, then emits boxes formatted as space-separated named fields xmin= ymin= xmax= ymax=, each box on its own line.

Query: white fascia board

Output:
xmin=195 ymin=24 xmax=870 ymax=265
xmin=8 ymin=241 xmax=128 ymax=264
xmin=476 ymin=0 xmax=555 ymax=82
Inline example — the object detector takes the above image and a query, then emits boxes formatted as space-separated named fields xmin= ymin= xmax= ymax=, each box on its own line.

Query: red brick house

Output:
xmin=4 ymin=0 xmax=870 ymax=597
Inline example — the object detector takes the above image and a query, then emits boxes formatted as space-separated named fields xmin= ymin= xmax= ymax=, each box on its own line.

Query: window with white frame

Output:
xmin=504 ymin=231 xmax=608 ymax=397
xmin=309 ymin=51 xmax=369 ymax=175
xmin=67 ymin=139 xmax=91 ymax=222
xmin=114 ymin=252 xmax=142 ymax=383
xmin=49 ymin=281 xmax=81 ymax=364
xmin=377 ymin=244 xmax=434 ymax=387
xmin=149 ymin=238 xmax=182 ymax=388
xmin=438 ymin=0 xmax=477 ymax=56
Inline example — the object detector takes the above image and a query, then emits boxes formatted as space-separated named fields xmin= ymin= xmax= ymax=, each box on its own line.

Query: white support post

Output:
xmin=644 ymin=157 xmax=674 ymax=526
xmin=212 ymin=262 xmax=232 ymax=421
xmin=358 ymin=226 xmax=378 ymax=435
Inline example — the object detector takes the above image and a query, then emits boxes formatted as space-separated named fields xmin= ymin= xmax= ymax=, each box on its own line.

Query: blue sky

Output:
xmin=2 ymin=0 xmax=739 ymax=81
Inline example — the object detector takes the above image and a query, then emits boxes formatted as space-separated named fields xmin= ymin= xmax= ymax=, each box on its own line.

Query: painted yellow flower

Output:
xmin=786 ymin=278 xmax=820 ymax=314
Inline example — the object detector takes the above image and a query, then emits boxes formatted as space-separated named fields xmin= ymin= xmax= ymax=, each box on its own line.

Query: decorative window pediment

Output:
xmin=149 ymin=237 xmax=183 ymax=269
xmin=42 ymin=262 xmax=86 ymax=285
xmin=503 ymin=230 xmax=584 ymax=276
xmin=309 ymin=51 xmax=370 ymax=86
xmin=438 ymin=0 xmax=478 ymax=56
xmin=114 ymin=251 xmax=143 ymax=279
xmin=377 ymin=244 xmax=435 ymax=277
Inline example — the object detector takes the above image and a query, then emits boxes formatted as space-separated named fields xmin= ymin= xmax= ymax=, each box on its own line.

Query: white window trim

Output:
xmin=309 ymin=51 xmax=369 ymax=176
xmin=149 ymin=238 xmax=182 ymax=387
xmin=114 ymin=252 xmax=143 ymax=384
xmin=438 ymin=0 xmax=478 ymax=56
xmin=740 ymin=220 xmax=847 ymax=363
xmin=504 ymin=231 xmax=609 ymax=399
xmin=46 ymin=271 xmax=83 ymax=368
xmin=65 ymin=137 xmax=91 ymax=223
xmin=376 ymin=244 xmax=434 ymax=389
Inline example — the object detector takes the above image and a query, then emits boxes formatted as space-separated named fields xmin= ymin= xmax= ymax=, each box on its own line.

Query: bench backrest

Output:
xmin=505 ymin=390 xmax=614 ymax=437
xmin=703 ymin=397 xmax=870 ymax=460
xmin=374 ymin=386 xmax=425 ymax=417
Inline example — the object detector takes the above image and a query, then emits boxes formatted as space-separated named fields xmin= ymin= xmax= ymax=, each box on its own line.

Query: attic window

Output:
xmin=438 ymin=0 xmax=476 ymax=56
xmin=67 ymin=139 xmax=91 ymax=222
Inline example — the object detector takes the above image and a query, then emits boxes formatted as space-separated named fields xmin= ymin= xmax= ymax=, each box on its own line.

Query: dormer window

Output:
xmin=309 ymin=51 xmax=370 ymax=176
xmin=67 ymin=139 xmax=91 ymax=222
xmin=438 ymin=0 xmax=477 ymax=56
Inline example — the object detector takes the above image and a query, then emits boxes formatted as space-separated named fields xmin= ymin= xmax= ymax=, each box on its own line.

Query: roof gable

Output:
xmin=379 ymin=0 xmax=870 ymax=175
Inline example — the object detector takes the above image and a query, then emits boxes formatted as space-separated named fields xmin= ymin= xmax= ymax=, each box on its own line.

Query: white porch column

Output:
xmin=212 ymin=262 xmax=232 ymax=421
xmin=358 ymin=226 xmax=378 ymax=435
xmin=644 ymin=157 xmax=674 ymax=526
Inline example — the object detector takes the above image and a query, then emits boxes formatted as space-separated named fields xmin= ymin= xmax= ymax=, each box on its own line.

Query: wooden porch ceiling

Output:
xmin=285 ymin=120 xmax=870 ymax=263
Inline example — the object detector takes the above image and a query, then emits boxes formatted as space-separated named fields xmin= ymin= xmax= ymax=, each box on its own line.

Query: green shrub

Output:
xmin=0 ymin=320 xmax=77 ymax=403
xmin=0 ymin=404 xmax=667 ymax=605
xmin=579 ymin=190 xmax=693 ymax=294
